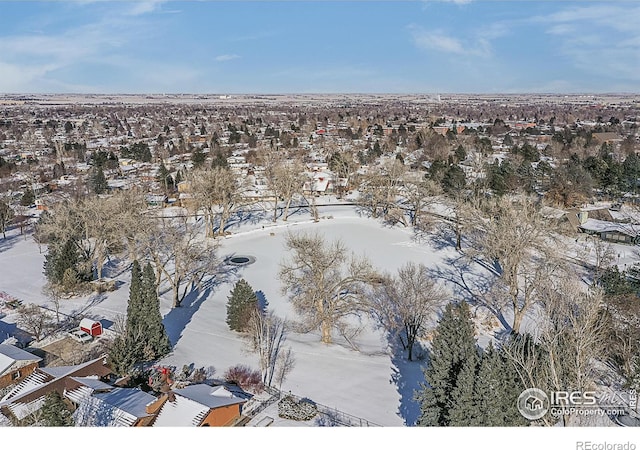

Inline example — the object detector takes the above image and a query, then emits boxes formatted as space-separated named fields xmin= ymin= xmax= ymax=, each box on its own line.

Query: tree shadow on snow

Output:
xmin=255 ymin=290 xmax=269 ymax=313
xmin=388 ymin=338 xmax=427 ymax=426
xmin=427 ymin=253 xmax=511 ymax=333
xmin=0 ymin=232 xmax=23 ymax=254
xmin=0 ymin=319 xmax=33 ymax=347
xmin=162 ymin=261 xmax=241 ymax=347
xmin=163 ymin=287 xmax=213 ymax=346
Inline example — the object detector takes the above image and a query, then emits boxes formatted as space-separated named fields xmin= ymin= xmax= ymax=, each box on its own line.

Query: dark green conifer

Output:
xmin=44 ymin=238 xmax=80 ymax=285
xmin=226 ymin=279 xmax=258 ymax=332
xmin=416 ymin=302 xmax=478 ymax=426
xmin=40 ymin=391 xmax=73 ymax=426
xmin=142 ymin=262 xmax=171 ymax=359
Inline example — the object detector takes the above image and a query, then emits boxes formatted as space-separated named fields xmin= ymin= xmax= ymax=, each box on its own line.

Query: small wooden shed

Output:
xmin=80 ymin=318 xmax=103 ymax=337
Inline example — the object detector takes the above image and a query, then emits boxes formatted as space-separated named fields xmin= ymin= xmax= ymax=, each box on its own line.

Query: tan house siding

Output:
xmin=201 ymin=403 xmax=241 ymax=427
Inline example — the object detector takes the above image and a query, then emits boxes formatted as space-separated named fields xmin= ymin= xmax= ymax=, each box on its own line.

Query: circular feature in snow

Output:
xmin=227 ymin=255 xmax=256 ymax=266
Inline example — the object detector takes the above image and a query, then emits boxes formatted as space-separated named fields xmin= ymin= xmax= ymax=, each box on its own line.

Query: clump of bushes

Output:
xmin=223 ymin=364 xmax=264 ymax=393
xmin=278 ymin=395 xmax=318 ymax=421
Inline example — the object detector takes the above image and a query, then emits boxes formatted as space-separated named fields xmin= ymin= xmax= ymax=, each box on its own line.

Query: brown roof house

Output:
xmin=152 ymin=384 xmax=247 ymax=427
xmin=0 ymin=354 xmax=112 ymax=423
xmin=0 ymin=344 xmax=42 ymax=389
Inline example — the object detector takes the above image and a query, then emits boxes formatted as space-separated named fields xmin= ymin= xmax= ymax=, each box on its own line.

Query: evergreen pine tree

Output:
xmin=20 ymin=188 xmax=35 ymax=207
xmin=470 ymin=343 xmax=528 ymax=426
xmin=142 ymin=262 xmax=171 ymax=359
xmin=447 ymin=353 xmax=479 ymax=426
xmin=40 ymin=391 xmax=73 ymax=426
xmin=157 ymin=163 xmax=173 ymax=193
xmin=470 ymin=343 xmax=505 ymax=426
xmin=497 ymin=349 xmax=528 ymax=426
xmin=416 ymin=302 xmax=478 ymax=426
xmin=124 ymin=260 xmax=144 ymax=362
xmin=91 ymin=165 xmax=108 ymax=194
xmin=226 ymin=279 xmax=258 ymax=332
xmin=44 ymin=238 xmax=80 ymax=285
xmin=108 ymin=333 xmax=137 ymax=376
xmin=126 ymin=261 xmax=143 ymax=336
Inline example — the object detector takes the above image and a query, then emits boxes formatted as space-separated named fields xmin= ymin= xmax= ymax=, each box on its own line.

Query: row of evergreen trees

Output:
xmin=109 ymin=260 xmax=171 ymax=375
xmin=416 ymin=302 xmax=526 ymax=426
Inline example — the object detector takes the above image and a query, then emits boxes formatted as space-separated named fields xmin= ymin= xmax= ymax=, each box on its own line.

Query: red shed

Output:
xmin=80 ymin=318 xmax=103 ymax=337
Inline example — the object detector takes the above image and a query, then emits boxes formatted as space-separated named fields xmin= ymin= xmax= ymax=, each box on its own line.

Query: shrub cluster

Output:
xmin=278 ymin=395 xmax=318 ymax=421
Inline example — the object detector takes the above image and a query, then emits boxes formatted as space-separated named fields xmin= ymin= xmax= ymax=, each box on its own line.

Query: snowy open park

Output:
xmin=2 ymin=198 xmax=639 ymax=427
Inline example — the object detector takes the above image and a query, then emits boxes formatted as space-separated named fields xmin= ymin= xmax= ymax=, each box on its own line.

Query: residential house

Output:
xmin=303 ymin=171 xmax=333 ymax=195
xmin=564 ymin=205 xmax=640 ymax=245
xmin=0 ymin=355 xmax=112 ymax=423
xmin=0 ymin=344 xmax=42 ymax=389
xmin=73 ymin=387 xmax=158 ymax=427
xmin=152 ymin=384 xmax=247 ymax=427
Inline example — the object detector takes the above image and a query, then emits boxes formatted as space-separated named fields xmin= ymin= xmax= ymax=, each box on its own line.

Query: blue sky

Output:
xmin=0 ymin=1 xmax=638 ymax=93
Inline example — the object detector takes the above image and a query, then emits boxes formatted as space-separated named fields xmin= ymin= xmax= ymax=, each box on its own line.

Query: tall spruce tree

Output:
xmin=495 ymin=349 xmax=527 ymax=426
xmin=108 ymin=333 xmax=137 ymax=377
xmin=125 ymin=260 xmax=144 ymax=349
xmin=447 ymin=354 xmax=479 ymax=425
xmin=142 ymin=262 xmax=171 ymax=359
xmin=110 ymin=261 xmax=171 ymax=374
xmin=109 ymin=260 xmax=145 ymax=372
xmin=470 ymin=343 xmax=527 ymax=426
xmin=226 ymin=279 xmax=258 ymax=332
xmin=416 ymin=302 xmax=478 ymax=426
xmin=470 ymin=343 xmax=503 ymax=426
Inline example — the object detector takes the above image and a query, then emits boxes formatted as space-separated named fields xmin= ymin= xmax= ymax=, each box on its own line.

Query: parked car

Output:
xmin=68 ymin=329 xmax=93 ymax=344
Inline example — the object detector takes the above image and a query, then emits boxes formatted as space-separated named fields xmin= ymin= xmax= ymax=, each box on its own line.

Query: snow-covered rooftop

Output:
xmin=74 ymin=388 xmax=156 ymax=427
xmin=173 ymin=384 xmax=246 ymax=409
xmin=579 ymin=218 xmax=640 ymax=237
xmin=0 ymin=344 xmax=41 ymax=376
xmin=152 ymin=394 xmax=209 ymax=427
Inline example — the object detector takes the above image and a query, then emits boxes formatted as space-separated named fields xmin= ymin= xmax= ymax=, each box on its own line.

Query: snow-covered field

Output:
xmin=2 ymin=199 xmax=638 ymax=428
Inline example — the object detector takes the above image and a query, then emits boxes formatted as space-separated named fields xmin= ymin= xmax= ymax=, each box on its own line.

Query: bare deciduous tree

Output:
xmin=400 ymin=178 xmax=441 ymax=228
xmin=273 ymin=160 xmax=306 ymax=222
xmin=0 ymin=200 xmax=13 ymax=239
xmin=260 ymin=149 xmax=305 ymax=223
xmin=111 ymin=189 xmax=151 ymax=263
xmin=370 ymin=262 xmax=448 ymax=360
xmin=467 ymin=196 xmax=564 ymax=333
xmin=274 ymin=347 xmax=296 ymax=392
xmin=144 ymin=213 xmax=217 ymax=307
xmin=17 ymin=304 xmax=53 ymax=342
xmin=505 ymin=279 xmax=607 ymax=426
xmin=188 ymin=167 xmax=246 ymax=237
xmin=357 ymin=159 xmax=407 ymax=224
xmin=279 ymin=231 xmax=376 ymax=344
xmin=43 ymin=283 xmax=63 ymax=326
xmin=247 ymin=310 xmax=289 ymax=387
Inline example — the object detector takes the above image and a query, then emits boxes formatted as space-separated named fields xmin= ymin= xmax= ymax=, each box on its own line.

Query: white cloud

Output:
xmin=533 ymin=4 xmax=640 ymax=84
xmin=0 ymin=8 xmax=159 ymax=92
xmin=413 ymin=30 xmax=465 ymax=54
xmin=126 ymin=0 xmax=167 ymax=16
xmin=410 ymin=26 xmax=491 ymax=57
xmin=215 ymin=54 xmax=241 ymax=62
